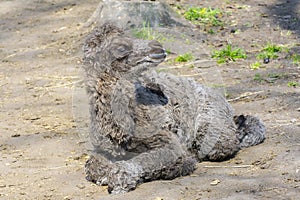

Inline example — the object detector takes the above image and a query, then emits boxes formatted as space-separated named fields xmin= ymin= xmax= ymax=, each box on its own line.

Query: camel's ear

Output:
xmin=109 ymin=37 xmax=133 ymax=59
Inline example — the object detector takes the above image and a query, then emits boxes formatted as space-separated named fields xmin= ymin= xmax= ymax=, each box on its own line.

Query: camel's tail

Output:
xmin=234 ymin=115 xmax=266 ymax=148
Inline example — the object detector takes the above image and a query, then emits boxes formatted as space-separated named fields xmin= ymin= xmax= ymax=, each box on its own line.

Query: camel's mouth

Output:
xmin=129 ymin=51 xmax=166 ymax=76
xmin=141 ymin=51 xmax=167 ymax=64
xmin=149 ymin=51 xmax=167 ymax=60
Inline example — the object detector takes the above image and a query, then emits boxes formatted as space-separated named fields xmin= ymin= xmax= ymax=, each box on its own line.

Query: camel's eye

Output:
xmin=117 ymin=46 xmax=127 ymax=52
xmin=111 ymin=45 xmax=132 ymax=59
xmin=110 ymin=38 xmax=133 ymax=59
xmin=118 ymin=45 xmax=130 ymax=53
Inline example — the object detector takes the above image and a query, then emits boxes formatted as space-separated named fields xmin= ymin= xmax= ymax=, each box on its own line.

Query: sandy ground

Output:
xmin=0 ymin=0 xmax=299 ymax=199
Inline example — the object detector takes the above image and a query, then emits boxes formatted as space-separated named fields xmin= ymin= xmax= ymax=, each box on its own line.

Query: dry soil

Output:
xmin=0 ymin=0 xmax=299 ymax=200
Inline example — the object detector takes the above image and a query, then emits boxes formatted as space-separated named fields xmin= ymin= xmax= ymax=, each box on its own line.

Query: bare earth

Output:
xmin=0 ymin=0 xmax=299 ymax=199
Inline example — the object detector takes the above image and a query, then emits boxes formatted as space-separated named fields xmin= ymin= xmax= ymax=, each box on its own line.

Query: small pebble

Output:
xmin=76 ymin=184 xmax=85 ymax=189
xmin=263 ymin=58 xmax=270 ymax=64
xmin=11 ymin=134 xmax=20 ymax=137
xmin=210 ymin=179 xmax=220 ymax=186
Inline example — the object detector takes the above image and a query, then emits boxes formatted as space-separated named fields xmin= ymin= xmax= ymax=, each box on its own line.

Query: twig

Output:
xmin=35 ymin=81 xmax=81 ymax=90
xmin=228 ymin=91 xmax=264 ymax=102
xmin=40 ymin=75 xmax=80 ymax=80
xmin=0 ymin=83 xmax=8 ymax=88
xmin=32 ymin=165 xmax=79 ymax=173
xmin=161 ymin=59 xmax=215 ymax=70
xmin=288 ymin=144 xmax=300 ymax=148
xmin=268 ymin=103 xmax=292 ymax=113
xmin=204 ymin=165 xmax=253 ymax=168
xmin=2 ymin=42 xmax=62 ymax=60
xmin=84 ymin=3 xmax=104 ymax=27
xmin=178 ymin=74 xmax=202 ymax=77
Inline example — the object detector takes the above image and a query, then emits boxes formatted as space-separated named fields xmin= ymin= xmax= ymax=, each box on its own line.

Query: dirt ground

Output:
xmin=0 ymin=0 xmax=299 ymax=199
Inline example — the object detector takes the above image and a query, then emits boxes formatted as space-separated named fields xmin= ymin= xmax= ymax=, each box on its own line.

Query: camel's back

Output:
xmin=147 ymin=72 xmax=239 ymax=160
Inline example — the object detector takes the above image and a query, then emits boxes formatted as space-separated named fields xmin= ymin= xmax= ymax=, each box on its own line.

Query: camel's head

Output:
xmin=83 ymin=23 xmax=166 ymax=78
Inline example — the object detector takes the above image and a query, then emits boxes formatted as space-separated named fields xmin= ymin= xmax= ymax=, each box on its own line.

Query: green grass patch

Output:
xmin=212 ymin=45 xmax=247 ymax=64
xmin=174 ymin=53 xmax=194 ymax=62
xmin=266 ymin=73 xmax=288 ymax=83
xmin=253 ymin=73 xmax=264 ymax=82
xmin=253 ymin=72 xmax=291 ymax=84
xmin=291 ymin=54 xmax=300 ymax=64
xmin=267 ymin=73 xmax=281 ymax=79
xmin=263 ymin=43 xmax=283 ymax=53
xmin=132 ymin=22 xmax=173 ymax=43
xmin=184 ymin=7 xmax=223 ymax=27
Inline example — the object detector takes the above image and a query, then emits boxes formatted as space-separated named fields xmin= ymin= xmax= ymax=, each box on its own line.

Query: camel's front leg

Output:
xmin=110 ymin=81 xmax=136 ymax=144
xmin=85 ymin=153 xmax=112 ymax=186
xmin=107 ymin=144 xmax=196 ymax=194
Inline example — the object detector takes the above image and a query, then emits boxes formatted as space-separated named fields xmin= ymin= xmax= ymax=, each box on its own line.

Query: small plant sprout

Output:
xmin=265 ymin=73 xmax=288 ymax=83
xmin=287 ymin=81 xmax=299 ymax=87
xmin=253 ymin=73 xmax=263 ymax=82
xmin=165 ymin=49 xmax=172 ymax=55
xmin=212 ymin=45 xmax=247 ymax=64
xmin=250 ymin=61 xmax=262 ymax=70
xmin=175 ymin=53 xmax=194 ymax=62
xmin=207 ymin=29 xmax=215 ymax=34
xmin=291 ymin=54 xmax=300 ymax=65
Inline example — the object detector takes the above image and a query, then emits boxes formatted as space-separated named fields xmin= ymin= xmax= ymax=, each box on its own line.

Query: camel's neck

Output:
xmin=86 ymin=71 xmax=135 ymax=107
xmin=97 ymin=72 xmax=119 ymax=91
xmin=94 ymin=72 xmax=119 ymax=105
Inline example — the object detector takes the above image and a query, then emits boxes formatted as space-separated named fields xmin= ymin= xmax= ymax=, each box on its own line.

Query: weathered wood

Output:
xmin=85 ymin=0 xmax=191 ymax=29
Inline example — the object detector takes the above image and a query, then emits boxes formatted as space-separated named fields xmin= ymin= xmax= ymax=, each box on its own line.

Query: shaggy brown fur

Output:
xmin=82 ymin=23 xmax=265 ymax=194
